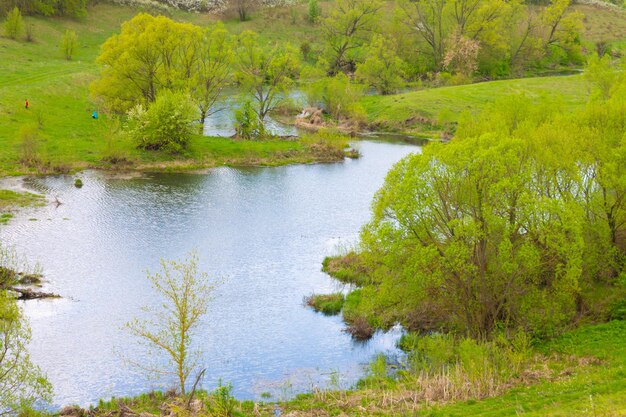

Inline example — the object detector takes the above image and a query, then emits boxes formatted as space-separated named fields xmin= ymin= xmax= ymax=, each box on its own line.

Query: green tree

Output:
xmin=355 ymin=35 xmax=405 ymax=94
xmin=359 ymin=96 xmax=589 ymax=339
xmin=321 ymin=0 xmax=382 ymax=74
xmin=190 ymin=24 xmax=233 ymax=124
xmin=60 ymin=29 xmax=78 ymax=60
xmin=308 ymin=0 xmax=321 ymax=23
xmin=4 ymin=7 xmax=24 ymax=40
xmin=128 ymin=90 xmax=197 ymax=153
xmin=91 ymin=14 xmax=203 ymax=113
xmin=235 ymin=31 xmax=299 ymax=132
xmin=126 ymin=252 xmax=217 ymax=396
xmin=0 ymin=291 xmax=53 ymax=414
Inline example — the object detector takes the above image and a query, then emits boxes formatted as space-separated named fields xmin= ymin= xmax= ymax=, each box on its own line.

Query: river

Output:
xmin=0 ymin=140 xmax=421 ymax=408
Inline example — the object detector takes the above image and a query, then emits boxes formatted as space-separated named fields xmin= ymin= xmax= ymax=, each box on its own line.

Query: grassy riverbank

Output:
xmin=361 ymin=74 xmax=589 ymax=137
xmin=58 ymin=320 xmax=625 ymax=416
xmin=1 ymin=3 xmax=626 ymax=175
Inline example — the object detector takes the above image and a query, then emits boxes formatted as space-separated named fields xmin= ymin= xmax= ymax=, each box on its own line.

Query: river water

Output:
xmin=0 ymin=140 xmax=420 ymax=408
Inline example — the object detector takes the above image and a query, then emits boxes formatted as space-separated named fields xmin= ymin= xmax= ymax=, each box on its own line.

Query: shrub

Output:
xmin=299 ymin=130 xmax=353 ymax=160
xmin=300 ymin=41 xmax=312 ymax=60
xmin=128 ymin=91 xmax=196 ymax=153
xmin=307 ymin=0 xmax=320 ymax=23
xmin=24 ymin=22 xmax=34 ymax=42
xmin=234 ymin=100 xmax=264 ymax=140
xmin=60 ymin=30 xmax=78 ymax=60
xmin=4 ymin=7 xmax=24 ymax=40
xmin=306 ymin=72 xmax=365 ymax=120
xmin=18 ymin=125 xmax=40 ymax=167
xmin=204 ymin=381 xmax=237 ymax=417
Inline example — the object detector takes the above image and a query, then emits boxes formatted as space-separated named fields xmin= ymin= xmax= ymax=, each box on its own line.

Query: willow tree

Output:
xmin=190 ymin=24 xmax=233 ymax=124
xmin=235 ymin=31 xmax=299 ymax=130
xmin=321 ymin=0 xmax=382 ymax=74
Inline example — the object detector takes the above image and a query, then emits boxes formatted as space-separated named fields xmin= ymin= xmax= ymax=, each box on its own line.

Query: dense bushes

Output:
xmin=128 ymin=91 xmax=196 ymax=153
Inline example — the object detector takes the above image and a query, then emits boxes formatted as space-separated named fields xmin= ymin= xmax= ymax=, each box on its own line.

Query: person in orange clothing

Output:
xmin=25 ymin=99 xmax=29 ymax=109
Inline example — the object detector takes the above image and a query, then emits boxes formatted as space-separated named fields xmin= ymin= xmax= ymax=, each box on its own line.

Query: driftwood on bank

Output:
xmin=9 ymin=286 xmax=61 ymax=300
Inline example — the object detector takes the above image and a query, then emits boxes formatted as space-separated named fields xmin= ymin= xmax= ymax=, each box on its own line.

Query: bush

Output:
xmin=234 ymin=100 xmax=264 ymax=140
xmin=128 ymin=91 xmax=196 ymax=153
xmin=24 ymin=22 xmax=34 ymax=42
xmin=306 ymin=72 xmax=365 ymax=120
xmin=18 ymin=125 xmax=40 ymax=167
xmin=4 ymin=7 xmax=24 ymax=40
xmin=60 ymin=30 xmax=78 ymax=60
xmin=204 ymin=380 xmax=237 ymax=417
xmin=307 ymin=0 xmax=320 ymax=23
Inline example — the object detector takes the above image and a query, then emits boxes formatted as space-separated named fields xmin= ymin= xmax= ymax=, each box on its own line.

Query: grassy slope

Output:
xmin=428 ymin=321 xmax=626 ymax=417
xmin=0 ymin=4 xmax=335 ymax=176
xmin=361 ymin=74 xmax=588 ymax=134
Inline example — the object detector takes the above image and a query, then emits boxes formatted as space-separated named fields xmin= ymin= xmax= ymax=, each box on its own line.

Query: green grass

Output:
xmin=0 ymin=189 xmax=45 ymax=225
xmin=259 ymin=321 xmax=626 ymax=417
xmin=426 ymin=321 xmax=626 ymax=416
xmin=305 ymin=293 xmax=345 ymax=315
xmin=361 ymin=74 xmax=589 ymax=135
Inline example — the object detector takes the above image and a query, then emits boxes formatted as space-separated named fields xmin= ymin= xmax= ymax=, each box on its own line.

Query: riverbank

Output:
xmin=55 ymin=320 xmax=626 ymax=416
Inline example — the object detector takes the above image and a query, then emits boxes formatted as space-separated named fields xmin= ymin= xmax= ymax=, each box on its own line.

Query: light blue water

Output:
xmin=0 ymin=140 xmax=420 ymax=408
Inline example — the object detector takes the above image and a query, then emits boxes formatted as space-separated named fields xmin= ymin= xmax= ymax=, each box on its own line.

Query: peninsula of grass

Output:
xmin=305 ymin=293 xmax=345 ymax=315
xmin=322 ymin=252 xmax=369 ymax=286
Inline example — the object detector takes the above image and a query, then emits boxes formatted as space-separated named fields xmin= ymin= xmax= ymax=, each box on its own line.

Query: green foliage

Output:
xmin=128 ymin=90 xmax=197 ymax=153
xmin=18 ymin=125 xmax=40 ymax=167
xmin=125 ymin=252 xmax=217 ymax=395
xmin=395 ymin=0 xmax=583 ymax=76
xmin=299 ymin=130 xmax=354 ymax=159
xmin=308 ymin=0 xmax=321 ymax=23
xmin=584 ymin=53 xmax=620 ymax=99
xmin=321 ymin=0 xmax=382 ymax=74
xmin=92 ymin=14 xmax=216 ymax=114
xmin=60 ymin=29 xmax=78 ymax=61
xmin=305 ymin=71 xmax=364 ymax=120
xmin=321 ymin=252 xmax=369 ymax=286
xmin=234 ymin=100 xmax=264 ymax=140
xmin=189 ymin=24 xmax=233 ymax=123
xmin=204 ymin=380 xmax=237 ymax=417
xmin=235 ymin=31 xmax=300 ymax=130
xmin=355 ymin=35 xmax=405 ymax=95
xmin=0 ymin=291 xmax=53 ymax=414
xmin=351 ymin=84 xmax=626 ymax=339
xmin=305 ymin=293 xmax=345 ymax=315
xmin=4 ymin=7 xmax=24 ymax=40
xmin=1 ymin=0 xmax=86 ymax=17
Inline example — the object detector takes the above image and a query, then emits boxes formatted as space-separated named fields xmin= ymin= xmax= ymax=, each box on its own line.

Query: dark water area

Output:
xmin=0 ymin=140 xmax=420 ymax=408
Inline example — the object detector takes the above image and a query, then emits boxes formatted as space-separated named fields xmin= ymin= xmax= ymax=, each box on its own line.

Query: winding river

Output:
xmin=0 ymin=140 xmax=420 ymax=408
